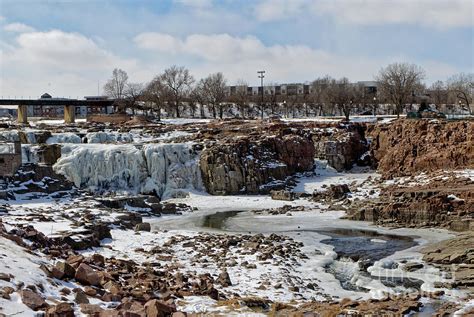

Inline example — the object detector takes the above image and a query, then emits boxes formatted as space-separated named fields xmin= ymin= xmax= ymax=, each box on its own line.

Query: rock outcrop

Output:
xmin=312 ymin=124 xmax=368 ymax=171
xmin=200 ymin=134 xmax=315 ymax=194
xmin=422 ymin=233 xmax=474 ymax=290
xmin=368 ymin=119 xmax=474 ymax=179
xmin=348 ymin=175 xmax=474 ymax=231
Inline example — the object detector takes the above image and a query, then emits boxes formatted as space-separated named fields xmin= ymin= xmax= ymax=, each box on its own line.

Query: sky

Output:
xmin=0 ymin=0 xmax=473 ymax=98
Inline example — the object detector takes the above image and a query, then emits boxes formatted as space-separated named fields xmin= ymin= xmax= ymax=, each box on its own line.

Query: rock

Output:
xmin=312 ymin=184 xmax=350 ymax=201
xmin=327 ymin=184 xmax=350 ymax=199
xmin=37 ymin=144 xmax=62 ymax=165
xmin=0 ymin=273 xmax=11 ymax=282
xmin=116 ymin=213 xmax=143 ymax=229
xmin=80 ymin=304 xmax=103 ymax=315
xmin=270 ymin=190 xmax=294 ymax=201
xmin=103 ymin=281 xmax=122 ymax=295
xmin=144 ymin=299 xmax=177 ymax=317
xmin=20 ymin=289 xmax=47 ymax=311
xmin=84 ymin=286 xmax=97 ymax=296
xmin=46 ymin=302 xmax=74 ymax=317
xmin=75 ymin=290 xmax=90 ymax=304
xmin=217 ymin=270 xmax=232 ymax=287
xmin=0 ymin=286 xmax=14 ymax=299
xmin=200 ymin=134 xmax=314 ymax=195
xmin=52 ymin=261 xmax=76 ymax=279
xmin=368 ymin=120 xmax=474 ymax=178
xmin=75 ymin=263 xmax=100 ymax=286
xmin=135 ymin=222 xmax=151 ymax=232
xmin=403 ymin=262 xmax=424 ymax=272
xmin=90 ymin=254 xmax=105 ymax=267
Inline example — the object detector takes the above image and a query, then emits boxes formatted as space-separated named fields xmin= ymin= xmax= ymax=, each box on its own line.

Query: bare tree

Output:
xmin=230 ymin=80 xmax=249 ymax=118
xmin=202 ymin=72 xmax=227 ymax=119
xmin=190 ymin=81 xmax=207 ymax=118
xmin=159 ymin=66 xmax=194 ymax=118
xmin=429 ymin=80 xmax=448 ymax=110
xmin=144 ymin=76 xmax=168 ymax=121
xmin=124 ymin=83 xmax=144 ymax=114
xmin=376 ymin=63 xmax=425 ymax=118
xmin=103 ymin=68 xmax=129 ymax=113
xmin=447 ymin=73 xmax=473 ymax=115
xmin=310 ymin=76 xmax=332 ymax=116
xmin=326 ymin=77 xmax=356 ymax=121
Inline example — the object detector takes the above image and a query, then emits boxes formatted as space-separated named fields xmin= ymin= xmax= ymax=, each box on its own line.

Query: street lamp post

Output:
xmin=373 ymin=96 xmax=377 ymax=117
xmin=257 ymin=70 xmax=265 ymax=119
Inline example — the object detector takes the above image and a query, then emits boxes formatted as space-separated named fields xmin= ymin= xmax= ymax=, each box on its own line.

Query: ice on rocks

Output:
xmin=46 ymin=133 xmax=82 ymax=144
xmin=53 ymin=143 xmax=202 ymax=198
xmin=85 ymin=131 xmax=134 ymax=143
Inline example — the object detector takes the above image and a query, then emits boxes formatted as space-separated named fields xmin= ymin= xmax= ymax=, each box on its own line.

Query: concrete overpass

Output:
xmin=0 ymin=98 xmax=116 ymax=124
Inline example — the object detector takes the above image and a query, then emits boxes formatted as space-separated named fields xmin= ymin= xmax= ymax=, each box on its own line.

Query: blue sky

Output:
xmin=0 ymin=0 xmax=473 ymax=97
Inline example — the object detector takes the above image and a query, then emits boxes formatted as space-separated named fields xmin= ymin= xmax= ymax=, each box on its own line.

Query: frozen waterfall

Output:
xmin=53 ymin=143 xmax=203 ymax=198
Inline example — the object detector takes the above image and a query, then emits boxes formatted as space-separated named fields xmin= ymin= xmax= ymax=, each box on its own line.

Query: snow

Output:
xmin=293 ymin=160 xmax=378 ymax=195
xmin=0 ymin=237 xmax=65 ymax=316
xmin=161 ymin=118 xmax=212 ymax=125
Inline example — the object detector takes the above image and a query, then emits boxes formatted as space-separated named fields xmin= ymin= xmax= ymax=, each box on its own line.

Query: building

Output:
xmin=227 ymin=83 xmax=313 ymax=97
xmin=26 ymin=94 xmax=112 ymax=118
xmin=84 ymin=96 xmax=113 ymax=115
xmin=356 ymin=81 xmax=378 ymax=95
xmin=28 ymin=93 xmax=68 ymax=117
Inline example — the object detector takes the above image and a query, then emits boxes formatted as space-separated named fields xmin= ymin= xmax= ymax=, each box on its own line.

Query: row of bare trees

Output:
xmin=103 ymin=63 xmax=473 ymax=120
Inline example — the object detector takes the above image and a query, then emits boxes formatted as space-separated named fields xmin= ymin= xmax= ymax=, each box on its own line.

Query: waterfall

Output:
xmin=53 ymin=143 xmax=202 ymax=198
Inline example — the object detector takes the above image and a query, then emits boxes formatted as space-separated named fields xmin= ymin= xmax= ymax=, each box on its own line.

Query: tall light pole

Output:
xmin=257 ymin=70 xmax=265 ymax=119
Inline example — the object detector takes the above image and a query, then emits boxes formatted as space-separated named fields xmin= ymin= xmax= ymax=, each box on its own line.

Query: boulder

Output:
xmin=270 ymin=190 xmax=294 ymax=201
xmin=75 ymin=290 xmax=90 ymax=304
xmin=52 ymin=261 xmax=76 ymax=279
xmin=144 ymin=299 xmax=177 ymax=317
xmin=217 ymin=270 xmax=232 ymax=287
xmin=20 ymin=289 xmax=47 ymax=311
xmin=46 ymin=302 xmax=74 ymax=317
xmin=75 ymin=263 xmax=100 ymax=286
xmin=135 ymin=222 xmax=151 ymax=232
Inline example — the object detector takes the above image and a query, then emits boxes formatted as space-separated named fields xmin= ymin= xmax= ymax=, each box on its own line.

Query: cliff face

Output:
xmin=368 ymin=120 xmax=474 ymax=179
xmin=200 ymin=134 xmax=315 ymax=195
xmin=349 ymin=175 xmax=474 ymax=231
xmin=312 ymin=124 xmax=368 ymax=171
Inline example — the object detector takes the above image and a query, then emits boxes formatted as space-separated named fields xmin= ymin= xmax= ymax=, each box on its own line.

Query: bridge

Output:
xmin=0 ymin=97 xmax=116 ymax=124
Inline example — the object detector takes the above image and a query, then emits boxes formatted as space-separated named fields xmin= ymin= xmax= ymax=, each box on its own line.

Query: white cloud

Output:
xmin=134 ymin=32 xmax=460 ymax=84
xmin=3 ymin=22 xmax=36 ymax=33
xmin=0 ymin=30 xmax=138 ymax=97
xmin=255 ymin=0 xmax=308 ymax=22
xmin=255 ymin=0 xmax=474 ymax=28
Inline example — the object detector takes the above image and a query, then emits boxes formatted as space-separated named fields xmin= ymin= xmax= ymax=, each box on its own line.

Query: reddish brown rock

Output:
xmin=145 ymin=299 xmax=177 ymax=317
xmin=52 ymin=261 xmax=76 ymax=279
xmin=20 ymin=289 xmax=47 ymax=311
xmin=45 ymin=302 xmax=74 ymax=317
xmin=75 ymin=263 xmax=100 ymax=286
xmin=368 ymin=119 xmax=474 ymax=179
